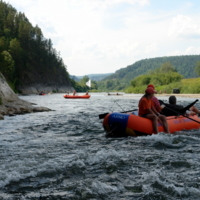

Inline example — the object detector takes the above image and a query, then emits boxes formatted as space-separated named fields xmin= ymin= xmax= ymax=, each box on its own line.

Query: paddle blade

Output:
xmin=99 ymin=113 xmax=109 ymax=119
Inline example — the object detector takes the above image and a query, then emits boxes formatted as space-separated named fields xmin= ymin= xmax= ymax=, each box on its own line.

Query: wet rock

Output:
xmin=0 ymin=114 xmax=4 ymax=120
xmin=33 ymin=107 xmax=52 ymax=112
xmin=8 ymin=113 xmax=15 ymax=117
xmin=0 ymin=73 xmax=52 ymax=119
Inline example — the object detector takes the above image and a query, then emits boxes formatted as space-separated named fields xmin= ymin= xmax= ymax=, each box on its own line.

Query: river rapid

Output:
xmin=0 ymin=93 xmax=200 ymax=200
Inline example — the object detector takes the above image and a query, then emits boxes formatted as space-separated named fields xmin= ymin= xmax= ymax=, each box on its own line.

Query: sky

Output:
xmin=6 ymin=0 xmax=200 ymax=76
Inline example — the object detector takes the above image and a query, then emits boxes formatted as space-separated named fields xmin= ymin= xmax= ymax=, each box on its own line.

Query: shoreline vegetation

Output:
xmin=124 ymin=78 xmax=200 ymax=96
xmin=124 ymin=62 xmax=200 ymax=95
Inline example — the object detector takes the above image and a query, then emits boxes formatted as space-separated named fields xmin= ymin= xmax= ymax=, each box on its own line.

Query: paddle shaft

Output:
xmin=99 ymin=109 xmax=138 ymax=119
xmin=164 ymin=106 xmax=200 ymax=124
xmin=180 ymin=99 xmax=199 ymax=113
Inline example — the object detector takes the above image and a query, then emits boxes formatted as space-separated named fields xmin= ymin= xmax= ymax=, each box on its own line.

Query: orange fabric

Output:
xmin=138 ymin=97 xmax=154 ymax=116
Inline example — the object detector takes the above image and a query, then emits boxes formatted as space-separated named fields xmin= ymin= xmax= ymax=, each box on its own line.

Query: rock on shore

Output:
xmin=0 ymin=73 xmax=51 ymax=120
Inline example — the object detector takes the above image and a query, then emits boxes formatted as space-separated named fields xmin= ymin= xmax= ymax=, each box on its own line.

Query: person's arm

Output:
xmin=145 ymin=108 xmax=156 ymax=115
xmin=152 ymin=97 xmax=164 ymax=112
xmin=151 ymin=106 xmax=160 ymax=116
xmin=151 ymin=105 xmax=165 ymax=125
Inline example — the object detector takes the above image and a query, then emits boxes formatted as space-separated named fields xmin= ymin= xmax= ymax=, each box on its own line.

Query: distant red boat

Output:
xmin=39 ymin=92 xmax=45 ymax=95
xmin=63 ymin=94 xmax=90 ymax=99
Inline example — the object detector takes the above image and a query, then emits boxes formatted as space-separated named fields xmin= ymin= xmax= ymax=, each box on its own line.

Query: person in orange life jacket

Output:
xmin=138 ymin=87 xmax=170 ymax=134
xmin=147 ymin=84 xmax=165 ymax=112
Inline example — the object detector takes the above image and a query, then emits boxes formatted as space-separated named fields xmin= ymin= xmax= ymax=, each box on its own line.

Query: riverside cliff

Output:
xmin=18 ymin=71 xmax=74 ymax=94
xmin=0 ymin=73 xmax=51 ymax=120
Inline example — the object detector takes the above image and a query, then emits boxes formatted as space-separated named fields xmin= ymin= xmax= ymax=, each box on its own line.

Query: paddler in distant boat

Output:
xmin=39 ymin=92 xmax=45 ymax=95
xmin=73 ymin=90 xmax=76 ymax=96
xmin=85 ymin=91 xmax=89 ymax=95
xmin=138 ymin=87 xmax=170 ymax=134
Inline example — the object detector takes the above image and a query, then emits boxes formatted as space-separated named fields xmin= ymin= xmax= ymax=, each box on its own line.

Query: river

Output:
xmin=0 ymin=93 xmax=200 ymax=199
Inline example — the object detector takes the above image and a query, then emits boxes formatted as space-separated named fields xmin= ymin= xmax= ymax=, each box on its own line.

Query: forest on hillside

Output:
xmin=0 ymin=0 xmax=71 ymax=92
xmin=125 ymin=62 xmax=200 ymax=94
xmin=126 ymin=62 xmax=183 ymax=93
xmin=97 ymin=55 xmax=200 ymax=91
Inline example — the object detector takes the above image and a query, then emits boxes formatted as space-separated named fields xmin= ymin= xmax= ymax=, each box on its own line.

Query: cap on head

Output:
xmin=145 ymin=87 xmax=157 ymax=94
xmin=147 ymin=84 xmax=155 ymax=89
xmin=169 ymin=96 xmax=176 ymax=104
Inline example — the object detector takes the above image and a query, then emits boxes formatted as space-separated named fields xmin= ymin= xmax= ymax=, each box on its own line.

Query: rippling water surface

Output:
xmin=1 ymin=93 xmax=200 ymax=200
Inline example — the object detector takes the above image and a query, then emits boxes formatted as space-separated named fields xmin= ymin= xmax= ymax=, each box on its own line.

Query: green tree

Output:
xmin=80 ymin=75 xmax=89 ymax=85
xmin=0 ymin=50 xmax=15 ymax=80
xmin=91 ymin=80 xmax=98 ymax=90
xmin=153 ymin=61 xmax=177 ymax=74
xmin=0 ymin=37 xmax=7 ymax=53
xmin=195 ymin=61 xmax=200 ymax=76
xmin=9 ymin=38 xmax=22 ymax=60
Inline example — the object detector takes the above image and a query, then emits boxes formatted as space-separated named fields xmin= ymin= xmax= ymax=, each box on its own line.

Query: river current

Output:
xmin=0 ymin=93 xmax=200 ymax=200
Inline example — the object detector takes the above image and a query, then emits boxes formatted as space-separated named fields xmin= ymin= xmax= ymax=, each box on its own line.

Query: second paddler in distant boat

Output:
xmin=73 ymin=90 xmax=76 ymax=96
xmin=138 ymin=87 xmax=170 ymax=134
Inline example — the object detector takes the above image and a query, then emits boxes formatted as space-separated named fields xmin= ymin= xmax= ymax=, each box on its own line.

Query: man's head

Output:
xmin=169 ymin=96 xmax=176 ymax=104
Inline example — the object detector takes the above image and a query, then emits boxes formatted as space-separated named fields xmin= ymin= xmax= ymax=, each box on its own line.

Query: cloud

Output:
xmin=167 ymin=46 xmax=200 ymax=57
xmin=145 ymin=43 xmax=158 ymax=53
xmin=185 ymin=46 xmax=200 ymax=54
xmin=168 ymin=14 xmax=200 ymax=39
xmin=6 ymin=0 xmax=200 ymax=75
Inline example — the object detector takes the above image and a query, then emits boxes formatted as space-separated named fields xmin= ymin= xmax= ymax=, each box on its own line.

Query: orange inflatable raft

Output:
xmin=63 ymin=94 xmax=90 ymax=99
xmin=103 ymin=112 xmax=200 ymax=137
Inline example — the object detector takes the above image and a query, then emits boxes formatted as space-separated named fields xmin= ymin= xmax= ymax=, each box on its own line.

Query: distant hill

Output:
xmin=104 ymin=55 xmax=200 ymax=81
xmin=97 ymin=55 xmax=200 ymax=91
xmin=70 ymin=73 xmax=113 ymax=82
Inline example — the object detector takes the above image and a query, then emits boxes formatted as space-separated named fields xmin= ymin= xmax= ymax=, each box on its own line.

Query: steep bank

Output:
xmin=18 ymin=84 xmax=74 ymax=94
xmin=17 ymin=69 xmax=74 ymax=94
xmin=0 ymin=73 xmax=51 ymax=120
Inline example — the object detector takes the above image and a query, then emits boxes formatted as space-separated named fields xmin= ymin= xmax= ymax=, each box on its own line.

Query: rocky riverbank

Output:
xmin=0 ymin=73 xmax=52 ymax=120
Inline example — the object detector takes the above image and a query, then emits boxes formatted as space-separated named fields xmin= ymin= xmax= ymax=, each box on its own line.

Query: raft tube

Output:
xmin=103 ymin=112 xmax=200 ymax=137
xmin=63 ymin=94 xmax=90 ymax=99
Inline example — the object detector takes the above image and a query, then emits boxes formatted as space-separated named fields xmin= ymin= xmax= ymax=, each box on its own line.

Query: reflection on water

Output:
xmin=0 ymin=93 xmax=200 ymax=199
